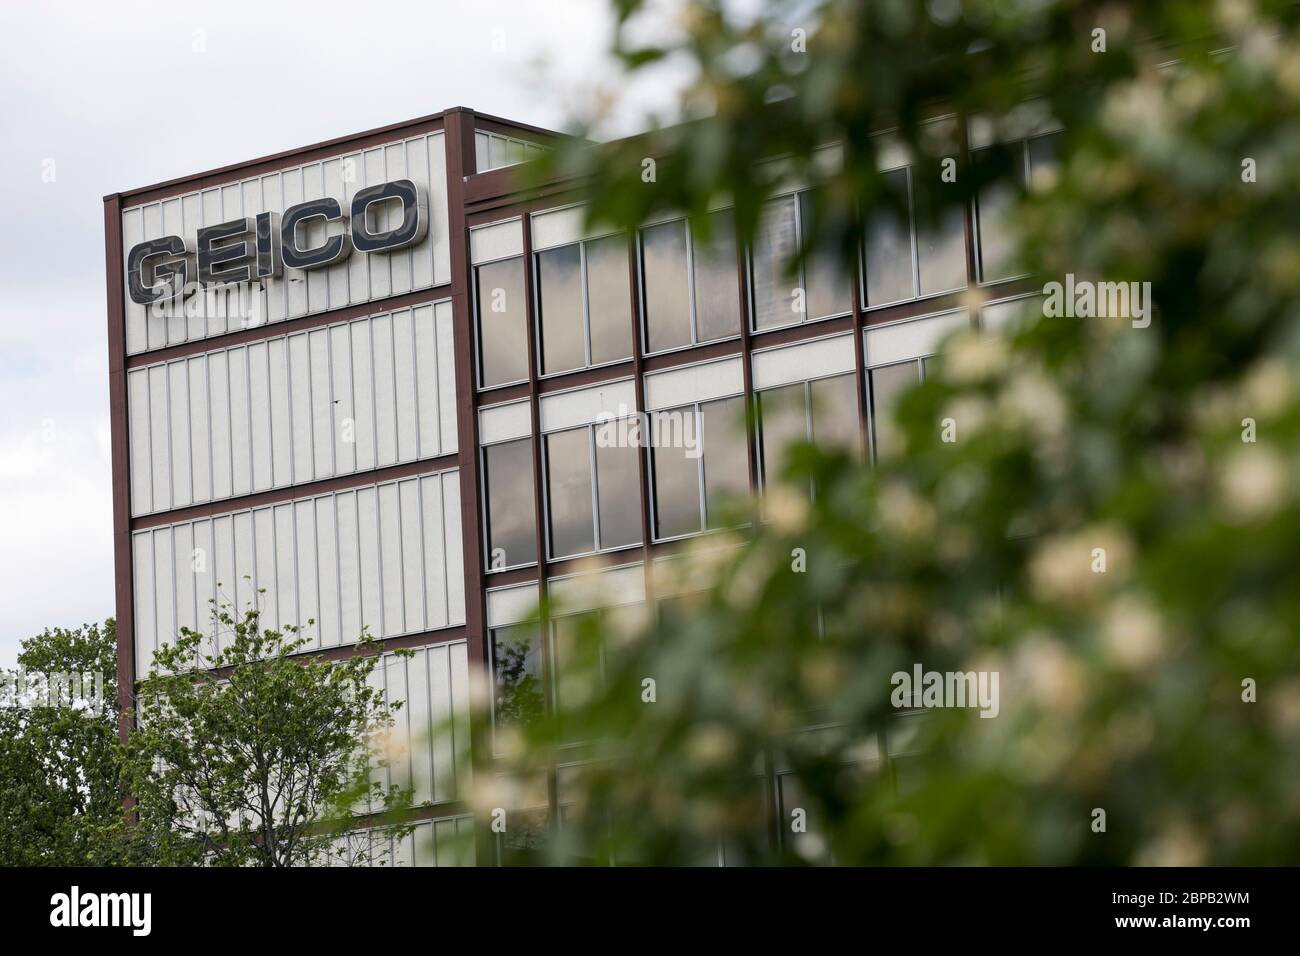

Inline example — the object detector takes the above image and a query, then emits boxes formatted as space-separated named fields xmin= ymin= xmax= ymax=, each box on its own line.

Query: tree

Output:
xmin=122 ymin=596 xmax=413 ymax=866
xmin=489 ymin=0 xmax=1300 ymax=864
xmin=0 ymin=621 xmax=125 ymax=865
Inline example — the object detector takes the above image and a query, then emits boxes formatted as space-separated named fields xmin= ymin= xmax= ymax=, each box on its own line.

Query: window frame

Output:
xmin=646 ymin=395 xmax=750 ymax=543
xmin=479 ymin=435 xmax=539 ymax=572
xmin=971 ymin=130 xmax=1061 ymax=286
xmin=472 ymin=247 xmax=530 ymax=391
xmin=755 ymin=370 xmax=861 ymax=496
xmin=540 ymin=422 xmax=644 ymax=562
xmin=532 ymin=230 xmax=634 ymax=379
xmin=636 ymin=210 xmax=744 ymax=357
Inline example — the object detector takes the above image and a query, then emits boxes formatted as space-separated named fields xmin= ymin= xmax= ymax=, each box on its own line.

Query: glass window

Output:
xmin=757 ymin=383 xmax=809 ymax=488
xmin=868 ymin=360 xmax=920 ymax=459
xmin=543 ymin=425 xmax=642 ymax=559
xmin=863 ymin=168 xmax=915 ymax=307
xmin=476 ymin=257 xmax=529 ymax=387
xmin=491 ymin=624 xmax=544 ymax=745
xmin=586 ymin=235 xmax=634 ymax=365
xmin=595 ymin=440 xmax=642 ymax=549
xmin=483 ymin=438 xmax=538 ymax=569
xmin=536 ymin=244 xmax=585 ymax=375
xmin=915 ymin=205 xmax=967 ymax=298
xmin=799 ymin=191 xmax=854 ymax=320
xmin=751 ymin=196 xmax=800 ymax=330
xmin=641 ymin=220 xmax=692 ymax=352
xmin=545 ymin=428 xmax=595 ymax=558
xmin=700 ymin=396 xmax=749 ymax=529
xmin=535 ymin=234 xmax=633 ymax=376
xmin=692 ymin=212 xmax=742 ymax=341
xmin=651 ymin=406 xmax=703 ymax=539
xmin=809 ymin=373 xmax=861 ymax=454
xmin=640 ymin=212 xmax=741 ymax=354
xmin=975 ymin=143 xmax=1028 ymax=283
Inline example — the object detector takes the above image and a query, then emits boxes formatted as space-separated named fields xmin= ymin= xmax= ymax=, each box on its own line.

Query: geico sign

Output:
xmin=125 ymin=179 xmax=428 ymax=305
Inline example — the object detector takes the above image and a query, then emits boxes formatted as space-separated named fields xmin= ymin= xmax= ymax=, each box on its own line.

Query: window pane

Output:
xmin=692 ymin=212 xmax=742 ymax=341
xmin=975 ymin=144 xmax=1026 ymax=282
xmin=585 ymin=235 xmax=633 ymax=365
xmin=809 ymin=373 xmax=861 ymax=455
xmin=916 ymin=206 xmax=967 ymax=297
xmin=551 ymin=615 xmax=602 ymax=744
xmin=869 ymin=361 xmax=920 ymax=459
xmin=484 ymin=438 xmax=537 ymax=568
xmin=491 ymin=624 xmax=544 ymax=745
xmin=758 ymin=383 xmax=808 ymax=487
xmin=799 ymin=191 xmax=854 ymax=320
xmin=595 ymin=440 xmax=642 ymax=549
xmin=642 ymin=221 xmax=691 ymax=352
xmin=537 ymin=244 xmax=585 ymax=375
xmin=864 ymin=168 xmax=915 ymax=307
xmin=545 ymin=427 xmax=595 ymax=558
xmin=751 ymin=196 xmax=800 ymax=329
xmin=1028 ymin=132 xmax=1062 ymax=183
xmin=701 ymin=396 xmax=749 ymax=527
xmin=651 ymin=407 xmax=701 ymax=539
xmin=476 ymin=257 xmax=529 ymax=387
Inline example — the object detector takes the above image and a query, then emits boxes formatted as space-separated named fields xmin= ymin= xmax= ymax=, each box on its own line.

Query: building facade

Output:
xmin=105 ymin=105 xmax=1055 ymax=865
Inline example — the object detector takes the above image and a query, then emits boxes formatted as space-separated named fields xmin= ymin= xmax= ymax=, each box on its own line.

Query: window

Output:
xmin=862 ymin=165 xmax=967 ymax=308
xmin=535 ymin=233 xmax=633 ymax=375
xmin=751 ymin=191 xmax=854 ymax=331
xmin=543 ymin=424 xmax=643 ymax=560
xmin=483 ymin=438 xmax=537 ymax=569
xmin=757 ymin=373 xmax=860 ymax=493
xmin=490 ymin=623 xmax=544 ymax=749
xmin=475 ymin=256 xmax=529 ymax=387
xmin=649 ymin=395 xmax=749 ymax=540
xmin=867 ymin=360 xmax=922 ymax=460
xmin=640 ymin=210 xmax=742 ymax=353
xmin=975 ymin=130 xmax=1062 ymax=283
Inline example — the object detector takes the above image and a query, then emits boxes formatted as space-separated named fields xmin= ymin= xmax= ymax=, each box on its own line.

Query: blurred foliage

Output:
xmin=0 ymin=621 xmax=125 ymax=865
xmin=494 ymin=0 xmax=1300 ymax=864
xmin=122 ymin=595 xmax=412 ymax=866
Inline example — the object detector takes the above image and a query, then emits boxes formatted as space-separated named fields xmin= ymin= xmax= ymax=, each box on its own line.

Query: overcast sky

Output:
xmin=0 ymin=0 xmax=686 ymax=668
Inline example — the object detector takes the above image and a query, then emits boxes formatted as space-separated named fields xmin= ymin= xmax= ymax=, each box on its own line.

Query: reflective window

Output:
xmin=490 ymin=623 xmax=544 ymax=748
xmin=757 ymin=373 xmax=860 ymax=498
xmin=483 ymin=438 xmax=538 ymax=569
xmin=650 ymin=397 xmax=749 ymax=540
xmin=974 ymin=132 xmax=1061 ymax=284
xmin=751 ymin=191 xmax=854 ymax=331
xmin=863 ymin=166 xmax=966 ymax=307
xmin=809 ymin=373 xmax=861 ymax=451
xmin=534 ymin=234 xmax=633 ymax=375
xmin=476 ymin=257 xmax=529 ymax=387
xmin=868 ymin=360 xmax=921 ymax=460
xmin=543 ymin=424 xmax=642 ymax=559
xmin=640 ymin=211 xmax=741 ymax=353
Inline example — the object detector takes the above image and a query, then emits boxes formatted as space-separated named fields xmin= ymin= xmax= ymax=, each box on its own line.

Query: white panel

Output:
xmin=968 ymin=100 xmax=1062 ymax=149
xmin=350 ymin=320 xmax=376 ymax=471
xmin=208 ymin=350 xmax=233 ymax=500
xmin=486 ymin=583 xmax=540 ymax=628
xmin=132 ymin=533 xmax=155 ymax=675
xmin=187 ymin=356 xmax=211 ymax=503
xmin=378 ymin=482 xmax=404 ymax=633
xmin=212 ymin=515 xmax=235 ymax=647
xmin=435 ymin=302 xmax=457 ymax=452
xmin=153 ymin=526 xmax=175 ymax=652
xmin=167 ymin=346 xmax=192 ymax=508
xmin=981 ymin=294 xmax=1042 ymax=333
xmin=418 ymin=475 xmax=447 ymax=630
xmin=371 ymin=313 xmax=398 ymax=467
xmin=407 ymin=650 xmax=433 ymax=805
xmin=399 ymin=479 xmax=425 ymax=630
xmin=287 ymin=333 xmax=313 ymax=482
xmin=751 ymin=333 xmax=855 ymax=390
xmin=232 ymin=511 xmax=255 ymax=617
xmin=449 ymin=640 xmax=471 ymax=793
xmin=122 ymin=207 xmax=146 ymax=354
xmin=274 ymin=503 xmax=298 ymax=632
xmin=173 ymin=522 xmax=197 ymax=638
xmin=539 ymin=378 xmax=637 ymax=433
xmin=864 ymin=310 xmax=969 ymax=367
xmin=267 ymin=338 xmax=292 ymax=488
xmin=253 ymin=506 xmax=277 ymax=623
xmin=308 ymin=328 xmax=334 ymax=478
xmin=247 ymin=341 xmax=273 ymax=492
xmin=329 ymin=324 xmax=356 ymax=475
xmin=413 ymin=305 xmax=441 ymax=457
xmin=357 ymin=486 xmax=382 ymax=637
xmin=314 ymin=495 xmax=341 ymax=648
xmin=469 ymin=218 xmax=523 ymax=264
xmin=393 ymin=309 xmax=419 ymax=462
xmin=336 ymin=489 xmax=361 ymax=643
xmin=428 ymin=644 xmax=455 ymax=802
xmin=442 ymin=473 xmax=465 ymax=627
xmin=643 ymin=356 xmax=745 ymax=411
xmin=428 ymin=133 xmax=451 ymax=287
xmin=228 ymin=346 xmax=251 ymax=497
xmin=530 ymin=204 xmax=612 ymax=251
xmin=147 ymin=366 xmax=171 ymax=511
xmin=478 ymin=400 xmax=531 ymax=446
xmin=549 ymin=563 xmax=646 ymax=613
xmin=128 ymin=370 xmax=152 ymax=514
xmin=192 ymin=519 xmax=216 ymax=658
xmin=295 ymin=499 xmax=319 ymax=649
